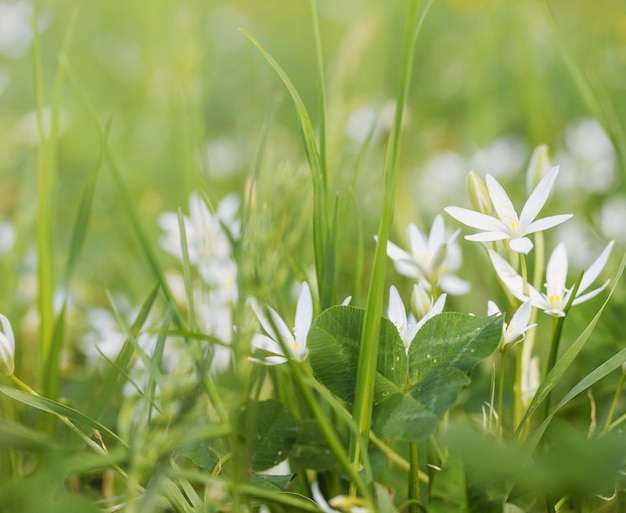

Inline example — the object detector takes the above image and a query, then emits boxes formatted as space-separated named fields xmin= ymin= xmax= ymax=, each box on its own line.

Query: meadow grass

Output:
xmin=1 ymin=1 xmax=626 ymax=512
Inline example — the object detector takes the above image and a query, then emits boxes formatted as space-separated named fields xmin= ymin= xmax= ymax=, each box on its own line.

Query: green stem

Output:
xmin=408 ymin=441 xmax=420 ymax=512
xmin=540 ymin=316 xmax=563 ymax=421
xmin=603 ymin=371 xmax=626 ymax=433
xmin=350 ymin=0 xmax=430 ymax=492
xmin=497 ymin=351 xmax=507 ymax=438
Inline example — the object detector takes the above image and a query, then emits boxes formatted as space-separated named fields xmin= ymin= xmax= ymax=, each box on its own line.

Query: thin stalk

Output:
xmin=513 ymin=252 xmax=529 ymax=426
xmin=350 ymin=0 xmax=431 ymax=490
xmin=539 ymin=315 xmax=564 ymax=422
xmin=603 ymin=371 xmax=626 ymax=433
xmin=497 ymin=351 xmax=507 ymax=438
xmin=408 ymin=441 xmax=420 ymax=512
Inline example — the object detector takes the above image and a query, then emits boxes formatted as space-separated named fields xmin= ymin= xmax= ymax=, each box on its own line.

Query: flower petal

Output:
xmin=428 ymin=215 xmax=446 ymax=254
xmin=487 ymin=300 xmax=501 ymax=316
xmin=546 ymin=243 xmax=568 ymax=293
xmin=509 ymin=237 xmax=533 ymax=254
xmin=385 ymin=239 xmax=413 ymax=263
xmin=388 ymin=286 xmax=408 ymax=335
xmin=439 ymin=274 xmax=471 ymax=295
xmin=294 ymin=282 xmax=313 ymax=345
xmin=445 ymin=206 xmax=508 ymax=233
xmin=523 ymin=214 xmax=573 ymax=235
xmin=488 ymin=250 xmax=528 ymax=301
xmin=408 ymin=223 xmax=428 ymax=257
xmin=572 ymin=280 xmax=610 ymax=306
xmin=465 ymin=231 xmax=511 ymax=242
xmin=519 ymin=166 xmax=559 ymax=227
xmin=578 ymin=240 xmax=614 ymax=295
xmin=485 ymin=174 xmax=518 ymax=224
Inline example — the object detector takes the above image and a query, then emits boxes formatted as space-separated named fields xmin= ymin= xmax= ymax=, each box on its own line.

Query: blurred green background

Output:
xmin=0 ymin=0 xmax=625 ymax=369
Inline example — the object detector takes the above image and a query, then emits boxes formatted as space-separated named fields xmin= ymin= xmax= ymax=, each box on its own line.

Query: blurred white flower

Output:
xmin=385 ymin=215 xmax=470 ymax=295
xmin=159 ymin=192 xmax=239 ymax=294
xmin=445 ymin=167 xmax=572 ymax=254
xmin=488 ymin=241 xmax=614 ymax=317
xmin=487 ymin=300 xmax=535 ymax=352
xmin=469 ymin=135 xmax=527 ymax=179
xmin=600 ymin=196 xmax=626 ymax=244
xmin=249 ymin=282 xmax=312 ymax=365
xmin=0 ymin=314 xmax=15 ymax=376
xmin=0 ymin=1 xmax=32 ymax=57
xmin=0 ymin=220 xmax=15 ymax=255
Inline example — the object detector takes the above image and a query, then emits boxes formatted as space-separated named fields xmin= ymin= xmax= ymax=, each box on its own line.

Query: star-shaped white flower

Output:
xmin=385 ymin=215 xmax=470 ymax=295
xmin=487 ymin=300 xmax=535 ymax=352
xmin=0 ymin=314 xmax=15 ymax=376
xmin=388 ymin=285 xmax=446 ymax=351
xmin=249 ymin=282 xmax=313 ymax=365
xmin=488 ymin=240 xmax=614 ymax=317
xmin=445 ymin=166 xmax=572 ymax=254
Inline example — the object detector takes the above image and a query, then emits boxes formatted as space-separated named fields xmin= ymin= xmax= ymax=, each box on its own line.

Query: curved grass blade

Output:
xmin=240 ymin=28 xmax=328 ymax=302
xmin=0 ymin=386 xmax=125 ymax=446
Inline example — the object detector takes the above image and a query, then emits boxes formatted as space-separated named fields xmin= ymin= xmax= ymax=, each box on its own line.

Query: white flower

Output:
xmin=158 ymin=192 xmax=240 ymax=289
xmin=445 ymin=166 xmax=572 ymax=254
xmin=0 ymin=314 xmax=15 ymax=376
xmin=385 ymin=215 xmax=470 ymax=295
xmin=388 ymin=285 xmax=446 ymax=351
xmin=488 ymin=241 xmax=614 ymax=317
xmin=249 ymin=282 xmax=313 ymax=365
xmin=487 ymin=300 xmax=535 ymax=352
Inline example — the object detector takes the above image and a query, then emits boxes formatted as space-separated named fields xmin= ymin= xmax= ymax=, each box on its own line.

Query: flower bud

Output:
xmin=526 ymin=144 xmax=551 ymax=194
xmin=0 ymin=314 xmax=15 ymax=376
xmin=411 ymin=283 xmax=432 ymax=320
xmin=467 ymin=171 xmax=492 ymax=215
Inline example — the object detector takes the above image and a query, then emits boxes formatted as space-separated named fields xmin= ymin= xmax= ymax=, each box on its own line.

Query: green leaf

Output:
xmin=239 ymin=399 xmax=297 ymax=472
xmin=310 ymin=308 xmax=502 ymax=442
xmin=373 ymin=367 xmax=469 ymax=441
xmin=428 ymin=455 xmax=469 ymax=513
xmin=289 ymin=419 xmax=338 ymax=471
xmin=308 ymin=305 xmax=406 ymax=404
xmin=408 ymin=313 xmax=503 ymax=383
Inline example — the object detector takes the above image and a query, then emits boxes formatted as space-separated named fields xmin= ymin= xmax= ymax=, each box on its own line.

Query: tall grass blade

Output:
xmin=240 ymin=29 xmax=328 ymax=302
xmin=350 ymin=0 xmax=433 ymax=481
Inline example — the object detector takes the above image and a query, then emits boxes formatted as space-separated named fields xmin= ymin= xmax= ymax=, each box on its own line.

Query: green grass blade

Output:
xmin=350 ymin=0 xmax=433 ymax=481
xmin=241 ymin=28 xmax=328 ymax=300
xmin=516 ymin=251 xmax=626 ymax=437
xmin=88 ymin=283 xmax=161 ymax=420
xmin=41 ymin=119 xmax=111 ymax=402
xmin=309 ymin=0 xmax=328 ymax=187
xmin=0 ymin=386 xmax=125 ymax=446
xmin=32 ymin=7 xmax=54 ymax=393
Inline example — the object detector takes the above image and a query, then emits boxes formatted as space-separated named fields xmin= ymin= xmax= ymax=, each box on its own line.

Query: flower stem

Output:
xmin=497 ymin=351 xmax=507 ymax=438
xmin=408 ymin=441 xmax=420 ymax=512
xmin=539 ymin=316 xmax=564 ymax=422
xmin=603 ymin=371 xmax=626 ymax=433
